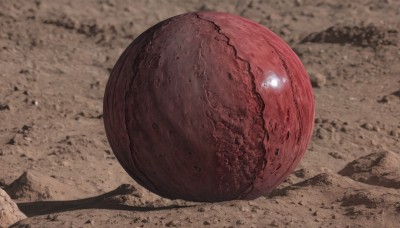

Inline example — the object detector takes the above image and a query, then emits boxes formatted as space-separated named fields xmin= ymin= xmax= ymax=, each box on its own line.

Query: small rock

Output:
xmin=21 ymin=125 xmax=32 ymax=132
xmin=0 ymin=103 xmax=10 ymax=111
xmin=7 ymin=135 xmax=20 ymax=145
xmin=239 ymin=206 xmax=250 ymax=212
xmin=141 ymin=217 xmax=150 ymax=223
xmin=85 ymin=219 xmax=94 ymax=225
xmin=378 ymin=96 xmax=390 ymax=103
xmin=316 ymin=128 xmax=328 ymax=139
xmin=328 ymin=152 xmax=344 ymax=159
xmin=294 ymin=0 xmax=303 ymax=6
xmin=372 ymin=126 xmax=380 ymax=132
xmin=389 ymin=130 xmax=398 ymax=137
xmin=166 ymin=220 xmax=181 ymax=227
xmin=47 ymin=215 xmax=59 ymax=221
xmin=314 ymin=118 xmax=323 ymax=124
xmin=280 ymin=28 xmax=291 ymax=36
xmin=308 ymin=71 xmax=326 ymax=87
xmin=340 ymin=126 xmax=348 ymax=133
xmin=270 ymin=220 xmax=279 ymax=227
xmin=361 ymin=123 xmax=374 ymax=131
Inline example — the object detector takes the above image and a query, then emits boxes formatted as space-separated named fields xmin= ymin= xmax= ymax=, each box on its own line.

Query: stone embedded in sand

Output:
xmin=0 ymin=188 xmax=26 ymax=228
xmin=338 ymin=151 xmax=400 ymax=189
xmin=4 ymin=171 xmax=80 ymax=202
xmin=104 ymin=11 xmax=314 ymax=202
xmin=308 ymin=71 xmax=326 ymax=88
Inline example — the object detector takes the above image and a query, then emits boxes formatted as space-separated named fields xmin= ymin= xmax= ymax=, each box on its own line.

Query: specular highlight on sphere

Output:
xmin=103 ymin=11 xmax=314 ymax=202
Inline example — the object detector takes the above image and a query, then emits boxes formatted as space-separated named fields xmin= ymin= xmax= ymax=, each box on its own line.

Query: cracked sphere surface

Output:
xmin=103 ymin=12 xmax=314 ymax=202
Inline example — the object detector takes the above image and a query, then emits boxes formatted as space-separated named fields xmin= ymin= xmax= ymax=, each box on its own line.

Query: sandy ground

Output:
xmin=0 ymin=0 xmax=399 ymax=227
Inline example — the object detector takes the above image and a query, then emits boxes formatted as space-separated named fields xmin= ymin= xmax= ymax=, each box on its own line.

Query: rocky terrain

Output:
xmin=0 ymin=0 xmax=399 ymax=227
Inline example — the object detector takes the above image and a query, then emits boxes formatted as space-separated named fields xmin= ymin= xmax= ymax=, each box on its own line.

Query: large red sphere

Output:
xmin=103 ymin=12 xmax=314 ymax=202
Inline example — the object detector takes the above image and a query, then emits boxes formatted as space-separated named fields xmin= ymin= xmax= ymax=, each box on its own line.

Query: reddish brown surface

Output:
xmin=103 ymin=12 xmax=314 ymax=202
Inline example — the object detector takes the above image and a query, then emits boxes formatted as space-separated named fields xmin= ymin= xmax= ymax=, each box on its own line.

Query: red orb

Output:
xmin=103 ymin=12 xmax=314 ymax=202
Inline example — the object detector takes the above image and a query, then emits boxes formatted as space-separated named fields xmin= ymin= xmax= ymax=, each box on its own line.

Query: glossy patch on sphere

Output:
xmin=103 ymin=12 xmax=314 ymax=202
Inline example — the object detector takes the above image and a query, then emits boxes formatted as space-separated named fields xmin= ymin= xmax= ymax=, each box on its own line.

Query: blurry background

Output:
xmin=0 ymin=0 xmax=399 ymax=227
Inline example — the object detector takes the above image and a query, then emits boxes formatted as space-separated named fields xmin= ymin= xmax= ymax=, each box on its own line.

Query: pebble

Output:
xmin=239 ymin=206 xmax=250 ymax=212
xmin=389 ymin=130 xmax=398 ymax=137
xmin=85 ymin=219 xmax=94 ymax=225
xmin=0 ymin=103 xmax=10 ymax=111
xmin=308 ymin=71 xmax=326 ymax=87
xmin=361 ymin=123 xmax=374 ymax=131
xmin=312 ymin=211 xmax=318 ymax=216
xmin=270 ymin=220 xmax=279 ymax=227
xmin=378 ymin=96 xmax=390 ymax=103
xmin=166 ymin=220 xmax=181 ymax=227
xmin=328 ymin=152 xmax=343 ymax=159
xmin=316 ymin=128 xmax=328 ymax=139
xmin=7 ymin=135 xmax=18 ymax=145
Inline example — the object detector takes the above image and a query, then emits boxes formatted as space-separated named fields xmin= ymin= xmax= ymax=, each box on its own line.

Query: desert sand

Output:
xmin=0 ymin=0 xmax=399 ymax=227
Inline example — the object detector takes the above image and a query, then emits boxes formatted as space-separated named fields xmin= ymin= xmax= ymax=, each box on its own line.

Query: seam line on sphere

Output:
xmin=198 ymin=29 xmax=224 ymax=198
xmin=265 ymin=42 xmax=303 ymax=146
xmin=123 ymin=20 xmax=176 ymax=196
xmin=195 ymin=13 xmax=269 ymax=199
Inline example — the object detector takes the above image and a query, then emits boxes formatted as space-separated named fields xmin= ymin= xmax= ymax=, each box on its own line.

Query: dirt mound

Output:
xmin=338 ymin=151 xmax=400 ymax=189
xmin=301 ymin=23 xmax=398 ymax=47
xmin=271 ymin=171 xmax=359 ymax=200
xmin=98 ymin=184 xmax=191 ymax=209
xmin=17 ymin=184 xmax=193 ymax=217
xmin=4 ymin=171 xmax=81 ymax=202
xmin=0 ymin=188 xmax=26 ymax=228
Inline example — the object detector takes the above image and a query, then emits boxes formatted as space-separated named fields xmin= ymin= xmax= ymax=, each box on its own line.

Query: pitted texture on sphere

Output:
xmin=104 ymin=12 xmax=314 ymax=202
